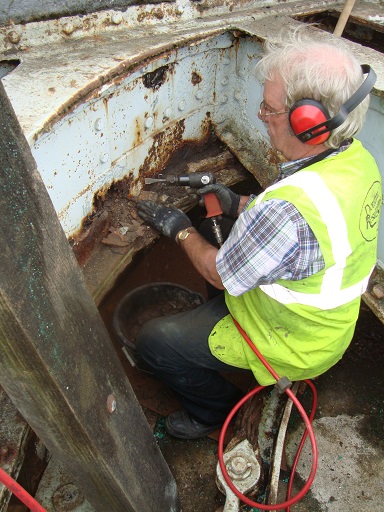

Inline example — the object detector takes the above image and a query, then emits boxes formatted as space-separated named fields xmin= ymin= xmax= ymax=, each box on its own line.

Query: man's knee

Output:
xmin=135 ymin=316 xmax=175 ymax=367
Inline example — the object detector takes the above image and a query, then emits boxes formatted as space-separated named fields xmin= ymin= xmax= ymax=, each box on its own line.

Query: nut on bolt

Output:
xmin=227 ymin=455 xmax=252 ymax=480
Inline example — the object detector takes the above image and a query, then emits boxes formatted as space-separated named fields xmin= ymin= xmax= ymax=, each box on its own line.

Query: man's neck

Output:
xmin=291 ymin=143 xmax=328 ymax=161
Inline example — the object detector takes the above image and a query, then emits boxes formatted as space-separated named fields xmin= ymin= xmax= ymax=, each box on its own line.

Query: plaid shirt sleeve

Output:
xmin=216 ymin=198 xmax=325 ymax=297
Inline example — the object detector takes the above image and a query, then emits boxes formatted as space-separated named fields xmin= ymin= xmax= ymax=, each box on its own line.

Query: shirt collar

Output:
xmin=276 ymin=140 xmax=352 ymax=182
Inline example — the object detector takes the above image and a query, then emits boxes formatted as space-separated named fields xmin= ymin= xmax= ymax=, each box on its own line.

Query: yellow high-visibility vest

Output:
xmin=209 ymin=140 xmax=382 ymax=385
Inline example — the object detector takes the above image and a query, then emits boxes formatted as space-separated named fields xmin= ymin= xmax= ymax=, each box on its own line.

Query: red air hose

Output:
xmin=217 ymin=318 xmax=318 ymax=510
xmin=0 ymin=468 xmax=47 ymax=512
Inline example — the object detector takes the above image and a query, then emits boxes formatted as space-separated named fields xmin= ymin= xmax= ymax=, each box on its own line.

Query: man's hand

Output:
xmin=137 ymin=200 xmax=192 ymax=240
xmin=196 ymin=184 xmax=241 ymax=218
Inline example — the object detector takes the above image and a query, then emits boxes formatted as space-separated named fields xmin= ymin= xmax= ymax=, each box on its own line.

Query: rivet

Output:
xmin=100 ymin=153 xmax=109 ymax=164
xmin=111 ymin=13 xmax=123 ymax=25
xmin=145 ymin=116 xmax=154 ymax=129
xmin=7 ymin=31 xmax=20 ymax=44
xmin=220 ymin=95 xmax=228 ymax=104
xmin=163 ymin=107 xmax=172 ymax=119
xmin=222 ymin=57 xmax=231 ymax=65
xmin=195 ymin=90 xmax=203 ymax=100
xmin=62 ymin=22 xmax=75 ymax=35
xmin=234 ymin=89 xmax=242 ymax=101
xmin=221 ymin=76 xmax=229 ymax=86
xmin=178 ymin=100 xmax=186 ymax=111
xmin=95 ymin=118 xmax=104 ymax=131
xmin=176 ymin=5 xmax=184 ymax=15
xmin=107 ymin=394 xmax=117 ymax=413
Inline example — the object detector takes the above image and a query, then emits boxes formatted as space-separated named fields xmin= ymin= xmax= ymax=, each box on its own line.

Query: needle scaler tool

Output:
xmin=144 ymin=172 xmax=224 ymax=247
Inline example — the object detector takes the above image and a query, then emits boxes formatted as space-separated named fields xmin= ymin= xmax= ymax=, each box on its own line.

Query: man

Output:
xmin=136 ymin=27 xmax=382 ymax=439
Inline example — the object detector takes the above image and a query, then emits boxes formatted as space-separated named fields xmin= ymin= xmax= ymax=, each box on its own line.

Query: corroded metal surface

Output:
xmin=216 ymin=439 xmax=261 ymax=512
xmin=35 ymin=458 xmax=95 ymax=512
xmin=79 ymin=144 xmax=250 ymax=304
xmin=0 ymin=387 xmax=30 ymax=511
xmin=0 ymin=0 xmax=173 ymax=27
xmin=1 ymin=1 xmax=382 ymax=236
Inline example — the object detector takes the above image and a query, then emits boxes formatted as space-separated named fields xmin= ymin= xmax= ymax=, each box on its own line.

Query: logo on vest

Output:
xmin=359 ymin=181 xmax=382 ymax=241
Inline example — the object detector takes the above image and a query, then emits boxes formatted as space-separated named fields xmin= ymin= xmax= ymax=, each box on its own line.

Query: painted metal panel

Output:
xmin=29 ymin=30 xmax=384 ymax=267
xmin=30 ymin=32 xmax=234 ymax=236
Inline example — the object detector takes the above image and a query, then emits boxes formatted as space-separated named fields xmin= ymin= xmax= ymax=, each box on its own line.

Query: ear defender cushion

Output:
xmin=289 ymin=99 xmax=330 ymax=145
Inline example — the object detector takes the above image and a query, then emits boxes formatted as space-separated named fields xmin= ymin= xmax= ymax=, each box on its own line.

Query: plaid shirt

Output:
xmin=216 ymin=145 xmax=350 ymax=297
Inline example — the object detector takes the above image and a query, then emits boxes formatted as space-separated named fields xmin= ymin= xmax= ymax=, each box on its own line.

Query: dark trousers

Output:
xmin=135 ymin=293 xmax=247 ymax=425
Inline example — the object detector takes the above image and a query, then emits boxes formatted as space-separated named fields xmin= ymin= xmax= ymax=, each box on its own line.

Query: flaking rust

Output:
xmin=139 ymin=119 xmax=187 ymax=179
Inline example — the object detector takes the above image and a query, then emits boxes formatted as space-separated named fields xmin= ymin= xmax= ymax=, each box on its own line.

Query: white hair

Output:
xmin=255 ymin=26 xmax=370 ymax=148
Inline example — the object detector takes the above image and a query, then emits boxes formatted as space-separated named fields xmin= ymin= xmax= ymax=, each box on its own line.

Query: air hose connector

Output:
xmin=275 ymin=376 xmax=292 ymax=394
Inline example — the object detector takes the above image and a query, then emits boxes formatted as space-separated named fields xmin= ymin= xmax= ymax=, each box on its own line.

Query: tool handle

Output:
xmin=204 ymin=193 xmax=223 ymax=218
xmin=178 ymin=172 xmax=216 ymax=188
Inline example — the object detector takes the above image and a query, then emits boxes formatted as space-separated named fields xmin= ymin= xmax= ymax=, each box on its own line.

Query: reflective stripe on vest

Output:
xmin=255 ymin=171 xmax=372 ymax=309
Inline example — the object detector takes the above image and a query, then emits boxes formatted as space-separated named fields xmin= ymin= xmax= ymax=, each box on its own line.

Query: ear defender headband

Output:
xmin=289 ymin=64 xmax=377 ymax=145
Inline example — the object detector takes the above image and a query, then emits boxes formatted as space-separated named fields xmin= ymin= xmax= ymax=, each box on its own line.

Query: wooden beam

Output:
xmin=333 ymin=0 xmax=357 ymax=37
xmin=0 ymin=81 xmax=179 ymax=512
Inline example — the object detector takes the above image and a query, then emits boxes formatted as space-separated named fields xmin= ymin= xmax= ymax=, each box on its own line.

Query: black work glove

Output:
xmin=196 ymin=183 xmax=241 ymax=218
xmin=137 ymin=200 xmax=192 ymax=240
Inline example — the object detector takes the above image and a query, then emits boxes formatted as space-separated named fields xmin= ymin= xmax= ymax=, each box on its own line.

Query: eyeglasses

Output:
xmin=258 ymin=100 xmax=289 ymax=118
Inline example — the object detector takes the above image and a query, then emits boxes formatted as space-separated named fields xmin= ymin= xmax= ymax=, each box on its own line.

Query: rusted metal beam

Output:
xmin=0 ymin=81 xmax=179 ymax=512
xmin=77 ymin=147 xmax=251 ymax=305
xmin=0 ymin=0 xmax=174 ymax=27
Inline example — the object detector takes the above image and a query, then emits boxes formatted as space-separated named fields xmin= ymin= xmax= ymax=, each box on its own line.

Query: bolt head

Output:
xmin=107 ymin=394 xmax=117 ymax=413
xmin=52 ymin=483 xmax=84 ymax=511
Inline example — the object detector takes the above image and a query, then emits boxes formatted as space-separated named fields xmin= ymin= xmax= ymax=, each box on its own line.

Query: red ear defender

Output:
xmin=288 ymin=66 xmax=376 ymax=145
xmin=289 ymin=99 xmax=330 ymax=145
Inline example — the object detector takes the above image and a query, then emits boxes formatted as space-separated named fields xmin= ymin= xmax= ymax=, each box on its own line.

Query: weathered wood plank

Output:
xmin=0 ymin=81 xmax=179 ymax=512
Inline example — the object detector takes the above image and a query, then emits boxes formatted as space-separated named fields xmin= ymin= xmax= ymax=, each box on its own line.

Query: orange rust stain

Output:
xmin=134 ymin=118 xmax=142 ymax=147
xmin=137 ymin=7 xmax=165 ymax=22
xmin=103 ymin=96 xmax=109 ymax=117
xmin=138 ymin=119 xmax=186 ymax=182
